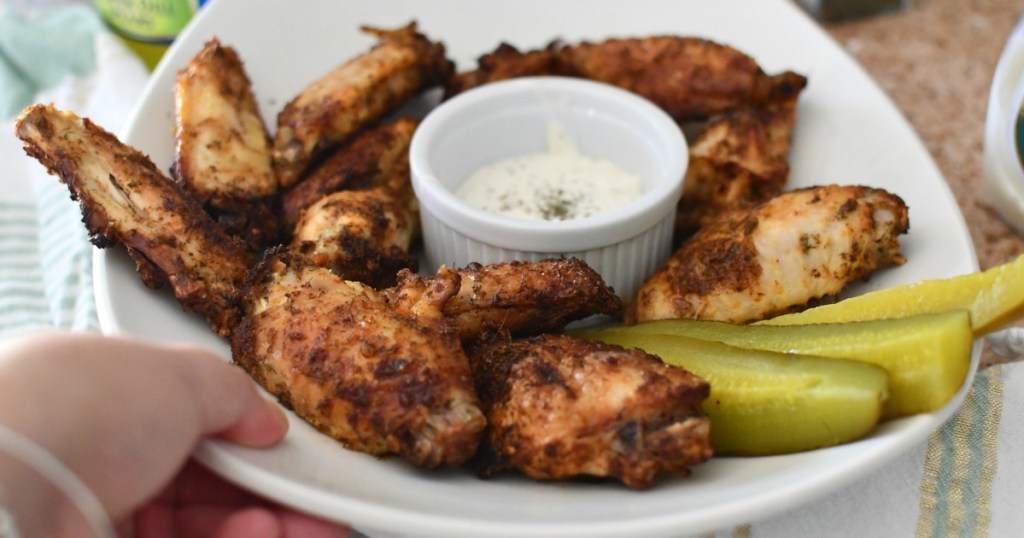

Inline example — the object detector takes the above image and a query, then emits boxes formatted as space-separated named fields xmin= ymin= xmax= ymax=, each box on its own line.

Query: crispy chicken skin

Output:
xmin=675 ymin=77 xmax=806 ymax=240
xmin=15 ymin=104 xmax=252 ymax=336
xmin=444 ymin=42 xmax=569 ymax=96
xmin=393 ymin=258 xmax=624 ymax=342
xmin=273 ymin=23 xmax=452 ymax=187
xmin=447 ymin=36 xmax=805 ymax=123
xmin=292 ymin=187 xmax=418 ymax=289
xmin=560 ymin=37 xmax=804 ymax=123
xmin=289 ymin=128 xmax=419 ymax=288
xmin=172 ymin=38 xmax=279 ymax=250
xmin=231 ymin=248 xmax=485 ymax=468
xmin=280 ymin=117 xmax=418 ymax=232
xmin=468 ymin=333 xmax=712 ymax=489
xmin=634 ymin=185 xmax=909 ymax=324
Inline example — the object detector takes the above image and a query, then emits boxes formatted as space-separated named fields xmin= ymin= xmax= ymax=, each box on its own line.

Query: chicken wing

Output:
xmin=292 ymin=186 xmax=418 ymax=288
xmin=289 ymin=125 xmax=419 ymax=288
xmin=15 ymin=104 xmax=252 ymax=336
xmin=468 ymin=333 xmax=712 ymax=489
xmin=231 ymin=248 xmax=485 ymax=468
xmin=387 ymin=258 xmax=623 ymax=342
xmin=634 ymin=184 xmax=909 ymax=324
xmin=444 ymin=42 xmax=569 ymax=97
xmin=172 ymin=38 xmax=279 ymax=250
xmin=447 ymin=36 xmax=805 ymax=124
xmin=280 ymin=117 xmax=418 ymax=232
xmin=675 ymin=77 xmax=806 ymax=241
xmin=560 ymin=36 xmax=804 ymax=123
xmin=273 ymin=23 xmax=452 ymax=187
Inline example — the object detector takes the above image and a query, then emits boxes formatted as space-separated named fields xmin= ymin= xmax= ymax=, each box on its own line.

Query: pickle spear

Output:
xmin=759 ymin=254 xmax=1024 ymax=336
xmin=577 ymin=332 xmax=889 ymax=456
xmin=588 ymin=310 xmax=972 ymax=418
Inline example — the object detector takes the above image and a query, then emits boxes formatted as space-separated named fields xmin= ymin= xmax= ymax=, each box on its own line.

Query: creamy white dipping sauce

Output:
xmin=455 ymin=124 xmax=644 ymax=221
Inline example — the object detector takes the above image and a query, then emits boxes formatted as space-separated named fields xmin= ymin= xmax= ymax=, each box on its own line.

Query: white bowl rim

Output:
xmin=409 ymin=76 xmax=688 ymax=253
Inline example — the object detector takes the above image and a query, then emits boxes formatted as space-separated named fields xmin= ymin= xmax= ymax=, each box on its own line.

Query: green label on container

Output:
xmin=95 ymin=0 xmax=200 ymax=43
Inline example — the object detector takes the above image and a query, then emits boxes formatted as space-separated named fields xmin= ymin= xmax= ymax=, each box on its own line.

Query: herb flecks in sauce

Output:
xmin=455 ymin=124 xmax=644 ymax=221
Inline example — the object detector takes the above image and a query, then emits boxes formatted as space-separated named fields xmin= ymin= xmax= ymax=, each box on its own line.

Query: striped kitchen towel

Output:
xmin=0 ymin=4 xmax=147 ymax=338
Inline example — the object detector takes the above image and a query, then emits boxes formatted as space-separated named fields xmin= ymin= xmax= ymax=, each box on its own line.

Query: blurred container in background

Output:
xmin=796 ymin=0 xmax=908 ymax=22
xmin=982 ymin=17 xmax=1024 ymax=237
xmin=94 ymin=0 xmax=206 ymax=70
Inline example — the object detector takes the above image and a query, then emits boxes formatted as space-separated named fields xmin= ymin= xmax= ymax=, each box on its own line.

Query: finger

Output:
xmin=174 ymin=349 xmax=289 ymax=448
xmin=215 ymin=393 xmax=289 ymax=448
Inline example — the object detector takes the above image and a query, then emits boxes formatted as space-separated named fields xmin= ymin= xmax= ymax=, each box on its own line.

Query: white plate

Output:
xmin=93 ymin=0 xmax=980 ymax=536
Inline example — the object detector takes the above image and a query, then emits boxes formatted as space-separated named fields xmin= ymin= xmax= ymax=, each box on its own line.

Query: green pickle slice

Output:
xmin=578 ymin=332 xmax=889 ymax=456
xmin=759 ymin=255 xmax=1024 ymax=336
xmin=598 ymin=310 xmax=972 ymax=419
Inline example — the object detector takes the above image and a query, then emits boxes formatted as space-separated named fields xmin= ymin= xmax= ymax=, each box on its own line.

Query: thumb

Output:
xmin=0 ymin=333 xmax=290 ymax=522
xmin=176 ymin=349 xmax=289 ymax=448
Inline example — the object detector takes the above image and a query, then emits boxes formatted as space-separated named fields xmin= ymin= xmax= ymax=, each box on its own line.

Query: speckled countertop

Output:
xmin=817 ymin=0 xmax=1024 ymax=367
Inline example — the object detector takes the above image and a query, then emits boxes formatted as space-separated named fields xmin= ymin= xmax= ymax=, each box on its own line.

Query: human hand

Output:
xmin=0 ymin=331 xmax=349 ymax=537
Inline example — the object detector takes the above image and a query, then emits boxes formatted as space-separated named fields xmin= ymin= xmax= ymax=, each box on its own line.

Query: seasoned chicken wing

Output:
xmin=447 ymin=36 xmax=805 ymax=124
xmin=292 ymin=186 xmax=418 ymax=289
xmin=444 ymin=42 xmax=570 ymax=97
xmin=388 ymin=258 xmax=623 ymax=341
xmin=468 ymin=333 xmax=712 ymax=489
xmin=280 ymin=117 xmax=418 ymax=231
xmin=675 ymin=77 xmax=806 ymax=240
xmin=15 ymin=104 xmax=252 ymax=336
xmin=560 ymin=36 xmax=804 ymax=123
xmin=231 ymin=248 xmax=485 ymax=468
xmin=289 ymin=128 xmax=418 ymax=288
xmin=273 ymin=23 xmax=452 ymax=187
xmin=172 ymin=38 xmax=279 ymax=250
xmin=634 ymin=185 xmax=909 ymax=324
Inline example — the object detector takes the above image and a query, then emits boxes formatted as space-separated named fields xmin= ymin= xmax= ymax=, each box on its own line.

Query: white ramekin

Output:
xmin=409 ymin=77 xmax=688 ymax=302
xmin=983 ymin=17 xmax=1024 ymax=235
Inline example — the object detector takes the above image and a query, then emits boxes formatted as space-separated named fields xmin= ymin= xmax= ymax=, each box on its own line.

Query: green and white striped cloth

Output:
xmin=0 ymin=3 xmax=117 ymax=337
xmin=0 ymin=4 xmax=1018 ymax=538
xmin=0 ymin=187 xmax=98 ymax=335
